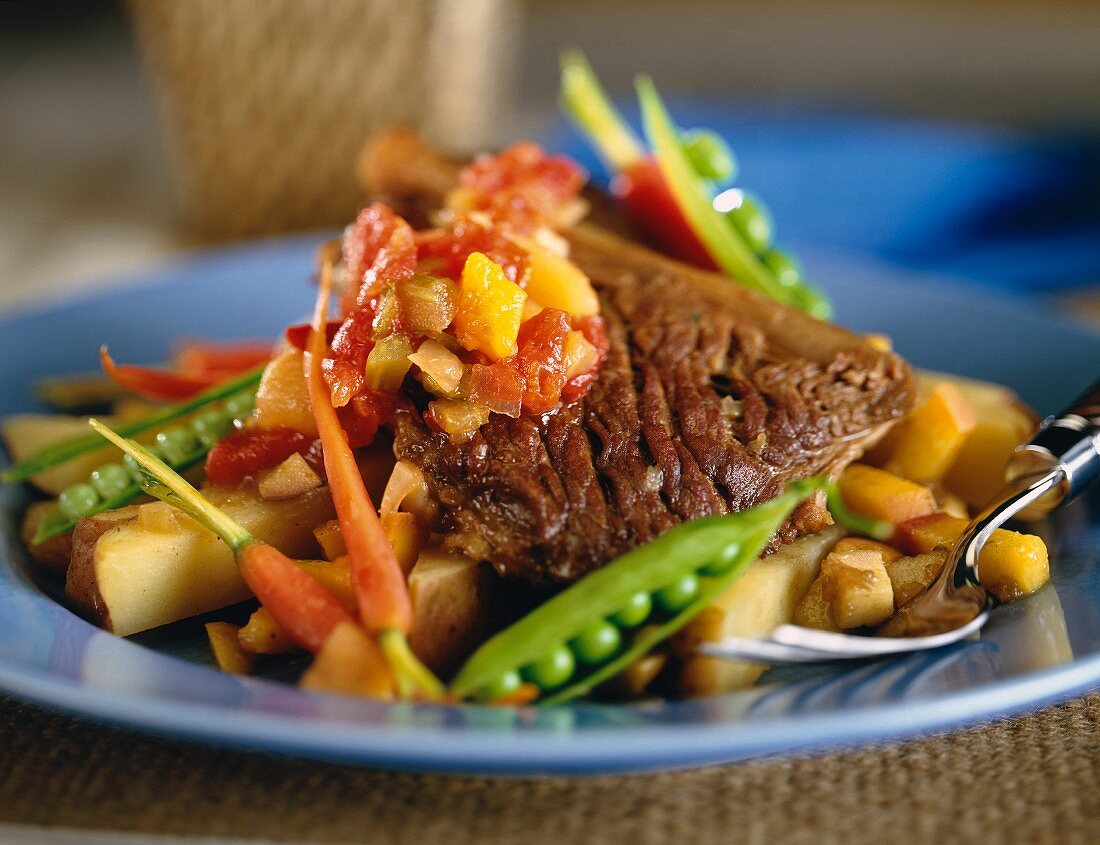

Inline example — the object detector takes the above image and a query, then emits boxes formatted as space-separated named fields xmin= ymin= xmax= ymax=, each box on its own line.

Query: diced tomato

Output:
xmin=560 ymin=315 xmax=609 ymax=403
xmin=461 ymin=362 xmax=524 ymax=418
xmin=416 ymin=218 xmax=529 ymax=286
xmin=205 ymin=427 xmax=317 ymax=486
xmin=285 ymin=321 xmax=341 ymax=351
xmin=614 ymin=157 xmax=716 ymax=270
xmin=338 ymin=392 xmax=396 ymax=450
xmin=454 ymin=142 xmax=586 ymax=232
xmin=326 ymin=216 xmax=418 ymax=406
xmin=514 ymin=308 xmax=570 ymax=414
xmin=341 ymin=204 xmax=401 ymax=314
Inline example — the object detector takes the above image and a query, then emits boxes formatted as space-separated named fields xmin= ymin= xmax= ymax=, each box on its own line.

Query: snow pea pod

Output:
xmin=30 ymin=390 xmax=255 ymax=544
xmin=2 ymin=364 xmax=266 ymax=484
xmin=450 ymin=477 xmax=826 ymax=704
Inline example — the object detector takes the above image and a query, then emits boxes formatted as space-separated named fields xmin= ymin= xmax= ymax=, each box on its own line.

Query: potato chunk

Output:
xmin=839 ymin=464 xmax=937 ymax=525
xmin=257 ymin=452 xmax=322 ymax=501
xmin=2 ymin=413 xmax=120 ymax=495
xmin=793 ymin=578 xmax=840 ymax=632
xmin=254 ymin=348 xmax=317 ymax=435
xmin=676 ymin=526 xmax=845 ymax=694
xmin=65 ymin=485 xmax=335 ymax=636
xmin=895 ymin=512 xmax=1049 ymax=602
xmin=20 ymin=500 xmax=75 ymax=575
xmin=300 ymin=621 xmax=394 ymax=699
xmin=885 ymin=382 xmax=976 ymax=484
xmin=884 ymin=550 xmax=946 ymax=608
xmin=821 ymin=549 xmax=894 ymax=629
xmin=205 ymin=622 xmax=256 ymax=675
xmin=407 ymin=548 xmax=502 ymax=677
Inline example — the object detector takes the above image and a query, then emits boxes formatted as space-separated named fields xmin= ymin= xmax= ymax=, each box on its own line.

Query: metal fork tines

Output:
xmin=698 ymin=374 xmax=1100 ymax=667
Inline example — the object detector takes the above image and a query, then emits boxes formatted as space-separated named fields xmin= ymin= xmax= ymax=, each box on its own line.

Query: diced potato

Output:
xmin=820 ymin=549 xmax=894 ymax=628
xmin=300 ymin=621 xmax=395 ymax=699
xmin=296 ymin=558 xmax=355 ymax=610
xmin=453 ymin=252 xmax=527 ymax=360
xmin=407 ymin=547 xmax=502 ymax=677
xmin=65 ymin=485 xmax=335 ymax=636
xmin=884 ymin=550 xmax=945 ymax=608
xmin=885 ymin=383 xmax=976 ymax=484
xmin=831 ymin=536 xmax=904 ymax=563
xmin=838 ymin=464 xmax=937 ymax=525
xmin=205 ymin=622 xmax=257 ymax=675
xmin=603 ymin=652 xmax=668 ymax=699
xmin=676 ymin=526 xmax=845 ymax=695
xmin=20 ymin=500 xmax=74 ymax=575
xmin=253 ymin=348 xmax=317 ymax=436
xmin=522 ymin=243 xmax=600 ymax=317
xmin=2 ymin=413 xmax=120 ymax=495
xmin=381 ymin=511 xmax=429 ymax=576
xmin=426 ymin=399 xmax=491 ymax=442
xmin=313 ymin=519 xmax=345 ymax=561
xmin=895 ymin=512 xmax=1049 ymax=602
xmin=238 ymin=607 xmax=298 ymax=655
xmin=793 ymin=578 xmax=839 ymax=631
xmin=257 ymin=453 xmax=322 ymax=501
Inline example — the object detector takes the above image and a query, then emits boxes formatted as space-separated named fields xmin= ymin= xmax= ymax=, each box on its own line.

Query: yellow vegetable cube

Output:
xmin=300 ymin=621 xmax=395 ymax=699
xmin=820 ymin=549 xmax=895 ymax=629
xmin=382 ymin=510 xmax=429 ymax=576
xmin=523 ymin=243 xmax=600 ymax=317
xmin=838 ymin=464 xmax=938 ymax=525
xmin=205 ymin=622 xmax=256 ymax=675
xmin=885 ymin=382 xmax=976 ymax=484
xmin=453 ymin=252 xmax=527 ymax=360
xmin=238 ymin=607 xmax=297 ymax=655
xmin=894 ymin=512 xmax=1049 ymax=602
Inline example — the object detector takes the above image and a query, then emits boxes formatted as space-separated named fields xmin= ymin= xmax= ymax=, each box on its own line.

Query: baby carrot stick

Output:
xmin=305 ymin=258 xmax=443 ymax=698
xmin=88 ymin=419 xmax=354 ymax=654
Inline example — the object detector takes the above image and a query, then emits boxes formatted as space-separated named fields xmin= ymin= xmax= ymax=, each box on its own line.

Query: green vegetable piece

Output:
xmin=192 ymin=407 xmax=232 ymax=447
xmin=698 ymin=543 xmax=740 ymax=577
xmin=450 ymin=477 xmax=825 ymax=702
xmin=570 ymin=621 xmax=622 ymax=665
xmin=58 ymin=483 xmax=100 ymax=521
xmin=89 ymin=463 xmax=131 ymax=500
xmin=523 ymin=645 xmax=575 ymax=690
xmin=761 ymin=249 xmax=802 ymax=288
xmin=681 ymin=129 xmax=736 ymax=183
xmin=724 ymin=191 xmax=773 ymax=254
xmin=122 ymin=452 xmax=146 ymax=482
xmin=653 ymin=573 xmax=700 ymax=613
xmin=224 ymin=390 xmax=256 ymax=420
xmin=559 ymin=50 xmax=645 ymax=174
xmin=156 ymin=426 xmax=200 ymax=465
xmin=609 ymin=591 xmax=652 ymax=628
xmin=636 ymin=76 xmax=799 ymax=308
xmin=476 ymin=670 xmax=522 ymax=703
xmin=2 ymin=365 xmax=264 ymax=484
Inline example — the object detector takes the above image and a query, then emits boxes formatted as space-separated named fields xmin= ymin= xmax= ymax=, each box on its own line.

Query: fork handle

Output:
xmin=1009 ymin=377 xmax=1100 ymax=509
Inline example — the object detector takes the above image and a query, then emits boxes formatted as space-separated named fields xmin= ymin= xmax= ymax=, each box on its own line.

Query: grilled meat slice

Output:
xmin=367 ymin=130 xmax=916 ymax=585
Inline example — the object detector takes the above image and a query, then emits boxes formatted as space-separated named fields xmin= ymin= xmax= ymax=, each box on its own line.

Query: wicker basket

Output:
xmin=128 ymin=0 xmax=516 ymax=239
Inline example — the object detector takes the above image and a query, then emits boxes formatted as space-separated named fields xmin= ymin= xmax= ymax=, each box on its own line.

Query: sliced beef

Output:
xmin=368 ymin=130 xmax=917 ymax=585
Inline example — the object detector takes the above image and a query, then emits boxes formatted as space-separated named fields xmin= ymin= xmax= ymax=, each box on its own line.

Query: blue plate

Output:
xmin=1 ymin=235 xmax=1098 ymax=775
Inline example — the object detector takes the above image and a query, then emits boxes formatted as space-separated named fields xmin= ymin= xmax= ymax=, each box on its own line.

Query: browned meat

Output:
xmin=367 ymin=130 xmax=916 ymax=585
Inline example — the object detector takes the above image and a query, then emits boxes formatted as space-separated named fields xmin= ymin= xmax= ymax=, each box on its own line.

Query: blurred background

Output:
xmin=1 ymin=0 xmax=1098 ymax=316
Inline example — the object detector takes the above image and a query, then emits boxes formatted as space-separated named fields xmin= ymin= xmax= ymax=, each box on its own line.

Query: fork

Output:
xmin=700 ymin=377 xmax=1100 ymax=665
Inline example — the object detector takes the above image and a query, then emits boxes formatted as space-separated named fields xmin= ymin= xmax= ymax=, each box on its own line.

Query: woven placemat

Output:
xmin=1 ymin=692 xmax=1097 ymax=845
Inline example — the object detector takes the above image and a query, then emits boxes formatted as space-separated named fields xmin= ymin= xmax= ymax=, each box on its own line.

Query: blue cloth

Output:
xmin=541 ymin=100 xmax=1100 ymax=294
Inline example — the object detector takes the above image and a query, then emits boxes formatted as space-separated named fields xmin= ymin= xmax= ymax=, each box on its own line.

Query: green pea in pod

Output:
xmin=450 ymin=477 xmax=826 ymax=705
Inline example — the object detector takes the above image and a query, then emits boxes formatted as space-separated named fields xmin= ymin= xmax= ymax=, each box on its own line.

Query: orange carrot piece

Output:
xmin=237 ymin=541 xmax=357 ymax=654
xmin=100 ymin=346 xmax=227 ymax=401
xmin=305 ymin=259 xmax=413 ymax=634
